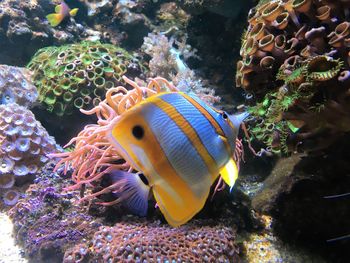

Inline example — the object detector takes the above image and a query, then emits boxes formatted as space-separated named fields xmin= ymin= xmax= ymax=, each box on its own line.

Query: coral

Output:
xmin=0 ymin=103 xmax=58 ymax=206
xmin=27 ymin=41 xmax=144 ymax=116
xmin=79 ymin=0 xmax=112 ymax=17
xmin=142 ymin=33 xmax=218 ymax=103
xmin=8 ymin=160 xmax=240 ymax=263
xmin=64 ymin=220 xmax=238 ymax=262
xmin=156 ymin=2 xmax=191 ymax=33
xmin=236 ymin=0 xmax=350 ymax=154
xmin=0 ymin=65 xmax=38 ymax=108
xmin=8 ymin=163 xmax=103 ymax=262
xmin=52 ymin=76 xmax=178 ymax=202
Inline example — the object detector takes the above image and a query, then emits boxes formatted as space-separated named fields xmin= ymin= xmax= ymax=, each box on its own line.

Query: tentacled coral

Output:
xmin=52 ymin=76 xmax=178 ymax=203
xmin=237 ymin=0 xmax=350 ymax=154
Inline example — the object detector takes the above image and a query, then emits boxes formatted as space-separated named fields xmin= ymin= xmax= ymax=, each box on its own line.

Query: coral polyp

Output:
xmin=237 ymin=0 xmax=350 ymax=154
xmin=27 ymin=41 xmax=143 ymax=116
xmin=0 ymin=103 xmax=58 ymax=206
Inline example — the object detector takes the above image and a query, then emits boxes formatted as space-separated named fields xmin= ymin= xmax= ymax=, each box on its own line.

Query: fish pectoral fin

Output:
xmin=46 ymin=13 xmax=63 ymax=27
xmin=54 ymin=5 xmax=62 ymax=14
xmin=109 ymin=170 xmax=150 ymax=216
xmin=153 ymin=183 xmax=209 ymax=227
xmin=220 ymin=158 xmax=238 ymax=191
xmin=69 ymin=8 xmax=79 ymax=17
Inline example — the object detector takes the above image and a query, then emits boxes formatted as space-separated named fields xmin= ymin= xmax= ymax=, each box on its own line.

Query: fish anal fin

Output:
xmin=109 ymin=170 xmax=150 ymax=216
xmin=153 ymin=183 xmax=209 ymax=227
xmin=220 ymin=158 xmax=238 ymax=191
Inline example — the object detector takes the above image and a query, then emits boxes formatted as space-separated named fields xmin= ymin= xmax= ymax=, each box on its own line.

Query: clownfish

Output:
xmin=107 ymin=92 xmax=248 ymax=227
xmin=46 ymin=0 xmax=79 ymax=27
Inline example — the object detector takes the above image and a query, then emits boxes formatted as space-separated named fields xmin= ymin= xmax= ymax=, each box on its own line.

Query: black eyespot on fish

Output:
xmin=132 ymin=125 xmax=144 ymax=139
xmin=138 ymin=173 xmax=149 ymax=186
xmin=222 ymin=112 xmax=228 ymax=119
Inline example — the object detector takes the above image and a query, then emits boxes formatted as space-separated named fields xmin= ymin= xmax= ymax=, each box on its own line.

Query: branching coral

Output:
xmin=64 ymin=220 xmax=238 ymax=262
xmin=0 ymin=65 xmax=38 ymax=108
xmin=0 ymin=103 xmax=58 ymax=206
xmin=27 ymin=41 xmax=144 ymax=116
xmin=142 ymin=33 xmax=218 ymax=104
xmin=236 ymin=0 xmax=350 ymax=154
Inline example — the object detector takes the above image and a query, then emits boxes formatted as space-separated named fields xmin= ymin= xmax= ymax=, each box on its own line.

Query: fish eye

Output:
xmin=132 ymin=125 xmax=144 ymax=140
xmin=221 ymin=112 xmax=228 ymax=119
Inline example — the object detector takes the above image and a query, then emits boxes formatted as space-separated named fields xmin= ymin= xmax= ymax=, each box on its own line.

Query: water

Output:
xmin=0 ymin=0 xmax=349 ymax=262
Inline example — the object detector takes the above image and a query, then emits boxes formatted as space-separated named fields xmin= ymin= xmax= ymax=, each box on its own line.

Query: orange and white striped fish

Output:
xmin=107 ymin=92 xmax=248 ymax=227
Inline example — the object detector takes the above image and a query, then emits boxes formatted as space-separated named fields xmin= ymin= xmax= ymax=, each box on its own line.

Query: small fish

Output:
xmin=107 ymin=92 xmax=248 ymax=227
xmin=46 ymin=0 xmax=79 ymax=27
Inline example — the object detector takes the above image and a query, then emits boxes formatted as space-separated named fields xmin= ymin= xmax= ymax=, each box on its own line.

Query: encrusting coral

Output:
xmin=236 ymin=0 xmax=350 ymax=154
xmin=64 ymin=220 xmax=238 ymax=262
xmin=0 ymin=103 xmax=58 ymax=206
xmin=27 ymin=41 xmax=144 ymax=116
xmin=0 ymin=65 xmax=38 ymax=108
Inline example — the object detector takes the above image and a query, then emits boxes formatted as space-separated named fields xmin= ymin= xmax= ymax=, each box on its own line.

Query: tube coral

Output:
xmin=237 ymin=0 xmax=350 ymax=154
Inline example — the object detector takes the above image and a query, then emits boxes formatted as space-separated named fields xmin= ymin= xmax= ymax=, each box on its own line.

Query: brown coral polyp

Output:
xmin=249 ymin=22 xmax=266 ymax=41
xmin=307 ymin=56 xmax=342 ymax=81
xmin=315 ymin=5 xmax=331 ymax=21
xmin=262 ymin=2 xmax=284 ymax=22
xmin=259 ymin=34 xmax=275 ymax=52
xmin=335 ymin=22 xmax=350 ymax=38
xmin=274 ymin=12 xmax=290 ymax=30
xmin=293 ymin=0 xmax=312 ymax=14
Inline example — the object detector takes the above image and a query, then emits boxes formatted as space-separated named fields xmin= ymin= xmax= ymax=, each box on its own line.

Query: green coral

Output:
xmin=246 ymin=55 xmax=345 ymax=154
xmin=27 ymin=41 xmax=141 ymax=116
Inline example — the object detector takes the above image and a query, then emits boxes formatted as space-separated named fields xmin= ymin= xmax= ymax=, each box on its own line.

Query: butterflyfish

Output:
xmin=46 ymin=0 xmax=79 ymax=27
xmin=107 ymin=92 xmax=248 ymax=227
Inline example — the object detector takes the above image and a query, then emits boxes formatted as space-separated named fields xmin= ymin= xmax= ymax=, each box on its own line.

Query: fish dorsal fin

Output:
xmin=152 ymin=180 xmax=210 ymax=227
xmin=220 ymin=158 xmax=238 ymax=191
xmin=55 ymin=4 xmax=62 ymax=14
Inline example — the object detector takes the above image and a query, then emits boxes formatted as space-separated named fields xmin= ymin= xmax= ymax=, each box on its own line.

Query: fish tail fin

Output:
xmin=229 ymin=111 xmax=249 ymax=129
xmin=220 ymin=158 xmax=238 ymax=191
xmin=109 ymin=170 xmax=150 ymax=216
xmin=69 ymin=8 xmax=79 ymax=17
xmin=46 ymin=13 xmax=64 ymax=27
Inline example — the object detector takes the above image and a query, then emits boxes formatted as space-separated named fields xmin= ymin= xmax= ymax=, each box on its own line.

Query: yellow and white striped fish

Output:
xmin=107 ymin=92 xmax=248 ymax=227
